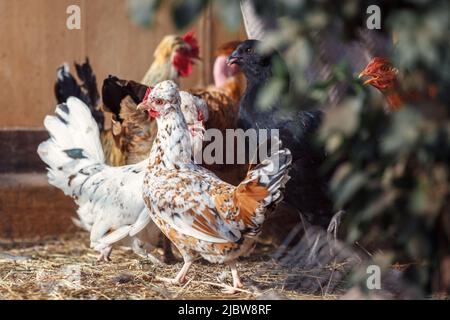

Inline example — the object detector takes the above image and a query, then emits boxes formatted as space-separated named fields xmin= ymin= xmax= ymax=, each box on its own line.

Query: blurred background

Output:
xmin=0 ymin=0 xmax=449 ymax=298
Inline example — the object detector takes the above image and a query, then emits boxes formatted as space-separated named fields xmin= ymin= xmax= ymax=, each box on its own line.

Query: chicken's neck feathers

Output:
xmin=381 ymin=80 xmax=405 ymax=111
xmin=148 ymin=106 xmax=192 ymax=169
xmin=142 ymin=59 xmax=179 ymax=87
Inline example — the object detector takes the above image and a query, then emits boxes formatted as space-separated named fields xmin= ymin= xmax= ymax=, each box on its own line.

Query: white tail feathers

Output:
xmin=250 ymin=146 xmax=292 ymax=208
xmin=237 ymin=138 xmax=292 ymax=234
xmin=37 ymin=97 xmax=105 ymax=194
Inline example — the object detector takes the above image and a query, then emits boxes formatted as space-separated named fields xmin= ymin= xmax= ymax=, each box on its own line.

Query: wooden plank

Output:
xmin=0 ymin=0 xmax=84 ymax=128
xmin=0 ymin=173 xmax=77 ymax=239
xmin=0 ymin=129 xmax=48 ymax=173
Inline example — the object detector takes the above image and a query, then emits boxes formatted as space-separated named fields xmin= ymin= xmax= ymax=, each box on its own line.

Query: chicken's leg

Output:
xmin=222 ymin=261 xmax=244 ymax=294
xmin=97 ymin=246 xmax=112 ymax=262
xmin=156 ymin=258 xmax=193 ymax=285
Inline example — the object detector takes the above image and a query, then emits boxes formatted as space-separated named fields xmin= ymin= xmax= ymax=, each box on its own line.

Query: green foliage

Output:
xmin=171 ymin=0 xmax=209 ymax=29
xmin=127 ymin=0 xmax=242 ymax=30
xmin=127 ymin=0 xmax=161 ymax=27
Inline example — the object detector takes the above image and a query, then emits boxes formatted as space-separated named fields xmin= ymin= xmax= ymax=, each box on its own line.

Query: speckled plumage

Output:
xmin=142 ymin=81 xmax=292 ymax=291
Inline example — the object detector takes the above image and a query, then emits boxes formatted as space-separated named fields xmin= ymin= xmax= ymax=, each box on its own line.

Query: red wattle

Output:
xmin=148 ymin=109 xmax=160 ymax=118
xmin=173 ymin=50 xmax=193 ymax=77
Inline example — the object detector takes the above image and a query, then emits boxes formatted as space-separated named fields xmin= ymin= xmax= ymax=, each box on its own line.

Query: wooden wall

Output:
xmin=0 ymin=0 xmax=245 ymax=128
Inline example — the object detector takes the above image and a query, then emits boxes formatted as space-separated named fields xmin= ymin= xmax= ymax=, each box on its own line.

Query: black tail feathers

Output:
xmin=54 ymin=58 xmax=104 ymax=130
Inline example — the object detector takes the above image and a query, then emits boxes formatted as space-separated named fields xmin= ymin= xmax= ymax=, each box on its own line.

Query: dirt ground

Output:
xmin=0 ymin=233 xmax=345 ymax=300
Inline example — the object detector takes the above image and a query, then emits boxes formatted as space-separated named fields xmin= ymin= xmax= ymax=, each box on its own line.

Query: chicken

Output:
xmin=227 ymin=39 xmax=334 ymax=228
xmin=38 ymin=90 xmax=208 ymax=262
xmin=359 ymin=57 xmax=404 ymax=112
xmin=142 ymin=31 xmax=200 ymax=86
xmin=359 ymin=57 xmax=444 ymax=115
xmin=139 ymin=80 xmax=292 ymax=293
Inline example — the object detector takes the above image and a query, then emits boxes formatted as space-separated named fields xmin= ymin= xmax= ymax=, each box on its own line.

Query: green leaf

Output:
xmin=256 ymin=78 xmax=285 ymax=111
xmin=381 ymin=109 xmax=422 ymax=156
xmin=127 ymin=0 xmax=161 ymax=27
xmin=319 ymin=97 xmax=361 ymax=139
xmin=171 ymin=0 xmax=208 ymax=29
xmin=215 ymin=0 xmax=242 ymax=31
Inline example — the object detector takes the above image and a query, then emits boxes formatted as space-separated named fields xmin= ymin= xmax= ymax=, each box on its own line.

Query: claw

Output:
xmin=97 ymin=247 xmax=112 ymax=262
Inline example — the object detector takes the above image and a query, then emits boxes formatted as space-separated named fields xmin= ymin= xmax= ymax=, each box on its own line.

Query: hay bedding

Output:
xmin=0 ymin=232 xmax=347 ymax=300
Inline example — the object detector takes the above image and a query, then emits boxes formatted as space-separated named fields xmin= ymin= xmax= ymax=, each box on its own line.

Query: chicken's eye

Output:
xmin=155 ymin=99 xmax=163 ymax=105
xmin=245 ymin=47 xmax=253 ymax=53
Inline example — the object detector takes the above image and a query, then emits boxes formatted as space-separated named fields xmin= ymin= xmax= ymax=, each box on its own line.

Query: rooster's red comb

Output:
xmin=182 ymin=31 xmax=200 ymax=58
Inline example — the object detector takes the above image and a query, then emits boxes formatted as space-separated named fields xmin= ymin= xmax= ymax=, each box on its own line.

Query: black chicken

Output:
xmin=228 ymin=39 xmax=333 ymax=227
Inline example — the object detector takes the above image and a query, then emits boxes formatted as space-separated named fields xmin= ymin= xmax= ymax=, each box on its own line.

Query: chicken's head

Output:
xmin=137 ymin=80 xmax=180 ymax=119
xmin=227 ymin=40 xmax=278 ymax=81
xmin=137 ymin=81 xmax=207 ymax=155
xmin=359 ymin=57 xmax=399 ymax=91
xmin=152 ymin=31 xmax=200 ymax=79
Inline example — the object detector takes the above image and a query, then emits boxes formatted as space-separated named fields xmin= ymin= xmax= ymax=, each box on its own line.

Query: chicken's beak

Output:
xmin=358 ymin=70 xmax=368 ymax=79
xmin=358 ymin=69 xmax=377 ymax=86
xmin=227 ymin=50 xmax=241 ymax=66
xmin=362 ymin=77 xmax=377 ymax=86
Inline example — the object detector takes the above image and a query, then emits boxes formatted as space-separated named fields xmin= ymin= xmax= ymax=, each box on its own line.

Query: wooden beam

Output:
xmin=0 ymin=129 xmax=49 ymax=173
